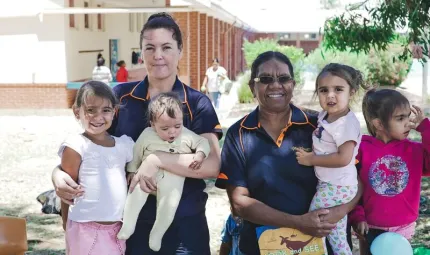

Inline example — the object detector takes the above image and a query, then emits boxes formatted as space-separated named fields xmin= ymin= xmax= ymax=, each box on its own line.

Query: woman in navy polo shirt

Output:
xmin=215 ymin=51 xmax=362 ymax=255
xmin=52 ymin=12 xmax=222 ymax=255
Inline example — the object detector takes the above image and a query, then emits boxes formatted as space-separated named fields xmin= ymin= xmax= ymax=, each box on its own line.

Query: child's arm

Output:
xmin=184 ymin=128 xmax=211 ymax=170
xmin=127 ymin=130 xmax=147 ymax=174
xmin=296 ymin=141 xmax=356 ymax=167
xmin=415 ymin=113 xmax=430 ymax=176
xmin=219 ymin=220 xmax=232 ymax=255
xmin=186 ymin=128 xmax=211 ymax=158
xmin=60 ymin=147 xmax=81 ymax=230
xmin=219 ymin=242 xmax=232 ymax=255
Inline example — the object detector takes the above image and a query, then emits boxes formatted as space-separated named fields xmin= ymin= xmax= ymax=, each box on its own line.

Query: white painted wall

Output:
xmin=0 ymin=0 xmax=67 ymax=84
xmin=0 ymin=0 xmax=155 ymax=83
xmin=65 ymin=0 xmax=149 ymax=81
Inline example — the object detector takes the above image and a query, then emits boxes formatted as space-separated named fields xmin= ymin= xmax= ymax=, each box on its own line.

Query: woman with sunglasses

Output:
xmin=215 ymin=51 xmax=362 ymax=255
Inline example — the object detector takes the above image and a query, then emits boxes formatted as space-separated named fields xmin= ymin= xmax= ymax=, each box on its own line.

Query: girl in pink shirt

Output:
xmin=349 ymin=89 xmax=430 ymax=253
xmin=296 ymin=63 xmax=366 ymax=255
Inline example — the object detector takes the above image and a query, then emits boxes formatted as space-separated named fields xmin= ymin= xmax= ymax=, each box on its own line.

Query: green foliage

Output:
xmin=323 ymin=0 xmax=430 ymax=60
xmin=237 ymin=72 xmax=254 ymax=104
xmin=307 ymin=39 xmax=412 ymax=87
xmin=367 ymin=40 xmax=413 ymax=86
xmin=243 ymin=38 xmax=306 ymax=85
xmin=305 ymin=48 xmax=369 ymax=80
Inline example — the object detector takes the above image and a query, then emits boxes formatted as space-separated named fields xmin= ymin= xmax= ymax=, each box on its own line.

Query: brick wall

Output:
xmin=199 ymin=13 xmax=207 ymax=87
xmin=214 ymin=19 xmax=219 ymax=63
xmin=0 ymin=84 xmax=74 ymax=108
xmin=172 ymin=12 xmax=189 ymax=84
xmin=189 ymin=12 xmax=200 ymax=90
xmin=207 ymin=16 xmax=214 ymax=61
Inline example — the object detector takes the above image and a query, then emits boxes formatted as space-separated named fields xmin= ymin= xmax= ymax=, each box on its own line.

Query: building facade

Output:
xmin=0 ymin=0 xmax=274 ymax=108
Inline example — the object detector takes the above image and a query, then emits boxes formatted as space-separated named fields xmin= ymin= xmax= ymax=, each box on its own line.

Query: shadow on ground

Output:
xmin=0 ymin=205 xmax=65 ymax=254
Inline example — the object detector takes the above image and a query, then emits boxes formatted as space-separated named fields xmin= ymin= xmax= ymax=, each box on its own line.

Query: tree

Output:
xmin=323 ymin=0 xmax=430 ymax=60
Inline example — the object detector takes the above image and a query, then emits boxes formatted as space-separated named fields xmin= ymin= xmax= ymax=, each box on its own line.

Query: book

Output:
xmin=257 ymin=226 xmax=326 ymax=255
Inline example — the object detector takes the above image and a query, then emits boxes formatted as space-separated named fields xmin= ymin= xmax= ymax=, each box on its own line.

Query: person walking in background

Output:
xmin=219 ymin=212 xmax=244 ymax=255
xmin=92 ymin=53 xmax=113 ymax=84
xmin=201 ymin=58 xmax=227 ymax=109
xmin=116 ymin=60 xmax=132 ymax=83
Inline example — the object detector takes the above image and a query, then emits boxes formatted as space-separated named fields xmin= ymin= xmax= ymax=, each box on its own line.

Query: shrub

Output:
xmin=306 ymin=39 xmax=412 ymax=88
xmin=243 ymin=38 xmax=306 ymax=86
xmin=237 ymin=71 xmax=254 ymax=104
xmin=367 ymin=41 xmax=412 ymax=87
xmin=305 ymin=48 xmax=369 ymax=81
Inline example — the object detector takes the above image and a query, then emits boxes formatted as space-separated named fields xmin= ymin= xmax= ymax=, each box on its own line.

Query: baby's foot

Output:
xmin=117 ymin=226 xmax=134 ymax=240
xmin=149 ymin=234 xmax=162 ymax=252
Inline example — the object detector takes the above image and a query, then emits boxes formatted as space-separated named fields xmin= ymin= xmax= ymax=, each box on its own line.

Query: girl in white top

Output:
xmin=201 ymin=57 xmax=227 ymax=109
xmin=295 ymin=63 xmax=366 ymax=255
xmin=92 ymin=55 xmax=113 ymax=84
xmin=59 ymin=80 xmax=134 ymax=255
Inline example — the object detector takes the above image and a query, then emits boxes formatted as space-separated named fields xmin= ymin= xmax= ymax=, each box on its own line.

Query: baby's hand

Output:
xmin=126 ymin=172 xmax=135 ymax=186
xmin=189 ymin=151 xmax=206 ymax=170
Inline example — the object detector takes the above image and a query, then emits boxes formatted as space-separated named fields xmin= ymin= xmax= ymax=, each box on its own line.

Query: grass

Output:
xmin=1 ymin=205 xmax=65 ymax=255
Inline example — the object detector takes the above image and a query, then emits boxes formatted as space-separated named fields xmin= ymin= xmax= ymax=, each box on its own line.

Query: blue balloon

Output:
xmin=370 ymin=232 xmax=413 ymax=255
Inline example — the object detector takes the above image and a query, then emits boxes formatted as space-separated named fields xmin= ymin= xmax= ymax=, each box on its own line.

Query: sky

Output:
xmin=207 ymin=0 xmax=379 ymax=32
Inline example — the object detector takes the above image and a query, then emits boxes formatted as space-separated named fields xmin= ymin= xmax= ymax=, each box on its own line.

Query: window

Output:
xmin=97 ymin=4 xmax=102 ymax=30
xmin=310 ymin=33 xmax=317 ymax=39
xmin=84 ymin=2 xmax=89 ymax=29
xmin=69 ymin=0 xmax=75 ymax=28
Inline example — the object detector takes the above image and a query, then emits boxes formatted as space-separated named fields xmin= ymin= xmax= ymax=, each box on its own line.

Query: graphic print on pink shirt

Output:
xmin=369 ymin=155 xmax=409 ymax=197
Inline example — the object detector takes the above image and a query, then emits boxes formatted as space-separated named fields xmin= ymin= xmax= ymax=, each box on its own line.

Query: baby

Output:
xmin=117 ymin=92 xmax=210 ymax=252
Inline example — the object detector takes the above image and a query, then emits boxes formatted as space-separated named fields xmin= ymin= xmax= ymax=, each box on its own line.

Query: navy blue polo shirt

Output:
xmin=108 ymin=76 xmax=223 ymax=221
xmin=215 ymin=104 xmax=318 ymax=255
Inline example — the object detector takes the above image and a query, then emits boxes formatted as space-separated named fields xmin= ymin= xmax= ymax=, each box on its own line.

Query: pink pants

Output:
xmin=368 ymin=222 xmax=416 ymax=240
xmin=66 ymin=220 xmax=126 ymax=255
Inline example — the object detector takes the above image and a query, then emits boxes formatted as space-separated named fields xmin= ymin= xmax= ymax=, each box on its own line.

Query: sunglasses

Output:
xmin=253 ymin=75 xmax=294 ymax=85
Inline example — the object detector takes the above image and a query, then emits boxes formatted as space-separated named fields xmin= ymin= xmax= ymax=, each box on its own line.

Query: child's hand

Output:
xmin=354 ymin=221 xmax=369 ymax=240
xmin=126 ymin=172 xmax=135 ymax=186
xmin=410 ymin=105 xmax=425 ymax=129
xmin=295 ymin=148 xmax=314 ymax=166
xmin=62 ymin=221 xmax=67 ymax=231
xmin=189 ymin=151 xmax=205 ymax=170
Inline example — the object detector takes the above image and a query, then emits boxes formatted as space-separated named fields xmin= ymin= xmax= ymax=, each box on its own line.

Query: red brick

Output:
xmin=0 ymin=84 xmax=70 ymax=108
xmin=189 ymin=11 xmax=200 ymax=90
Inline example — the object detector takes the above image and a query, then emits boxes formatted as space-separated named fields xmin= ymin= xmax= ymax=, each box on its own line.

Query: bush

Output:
xmin=367 ymin=41 xmax=412 ymax=87
xmin=306 ymin=39 xmax=412 ymax=88
xmin=237 ymin=71 xmax=254 ymax=104
xmin=305 ymin=48 xmax=369 ymax=81
xmin=243 ymin=39 xmax=306 ymax=86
